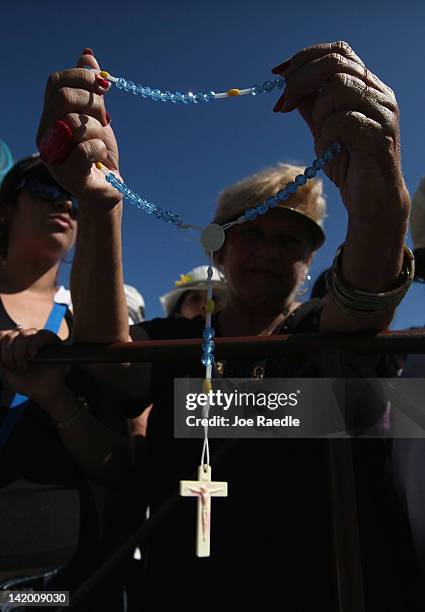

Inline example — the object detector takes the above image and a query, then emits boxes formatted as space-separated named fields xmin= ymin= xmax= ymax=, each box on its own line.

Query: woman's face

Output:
xmin=219 ymin=208 xmax=313 ymax=312
xmin=6 ymin=180 xmax=77 ymax=261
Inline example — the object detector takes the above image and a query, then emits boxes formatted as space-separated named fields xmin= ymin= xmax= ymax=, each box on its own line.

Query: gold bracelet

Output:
xmin=54 ymin=396 xmax=89 ymax=430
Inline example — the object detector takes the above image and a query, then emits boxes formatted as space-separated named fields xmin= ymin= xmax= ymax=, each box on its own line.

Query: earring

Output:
xmin=296 ymin=273 xmax=311 ymax=296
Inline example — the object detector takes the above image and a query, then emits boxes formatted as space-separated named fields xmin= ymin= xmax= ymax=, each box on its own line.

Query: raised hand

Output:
xmin=37 ymin=49 xmax=122 ymax=210
xmin=272 ymin=41 xmax=409 ymax=220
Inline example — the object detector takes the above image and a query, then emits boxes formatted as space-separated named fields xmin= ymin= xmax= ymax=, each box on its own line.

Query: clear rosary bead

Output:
xmin=150 ymin=89 xmax=162 ymax=102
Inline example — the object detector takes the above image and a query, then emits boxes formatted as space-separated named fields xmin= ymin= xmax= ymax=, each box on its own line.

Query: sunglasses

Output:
xmin=15 ymin=176 xmax=78 ymax=215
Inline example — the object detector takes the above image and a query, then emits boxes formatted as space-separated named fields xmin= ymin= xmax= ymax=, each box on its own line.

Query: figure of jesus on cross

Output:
xmin=180 ymin=465 xmax=228 ymax=557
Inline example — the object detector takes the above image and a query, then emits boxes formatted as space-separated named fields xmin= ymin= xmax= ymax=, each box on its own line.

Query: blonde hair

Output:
xmin=212 ymin=163 xmax=326 ymax=228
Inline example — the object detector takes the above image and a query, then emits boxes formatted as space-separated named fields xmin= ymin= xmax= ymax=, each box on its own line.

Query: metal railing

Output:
xmin=38 ymin=328 xmax=425 ymax=612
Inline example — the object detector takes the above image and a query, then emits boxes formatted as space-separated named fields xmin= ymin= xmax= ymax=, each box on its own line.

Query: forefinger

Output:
xmin=272 ymin=41 xmax=365 ymax=76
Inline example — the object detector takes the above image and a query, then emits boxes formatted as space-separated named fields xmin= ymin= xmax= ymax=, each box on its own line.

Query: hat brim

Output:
xmin=0 ymin=155 xmax=56 ymax=202
xmin=160 ymin=280 xmax=227 ymax=316
xmin=275 ymin=205 xmax=325 ymax=250
xmin=213 ymin=203 xmax=325 ymax=250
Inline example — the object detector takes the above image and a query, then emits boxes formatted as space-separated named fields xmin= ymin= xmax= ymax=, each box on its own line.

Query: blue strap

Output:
xmin=0 ymin=301 xmax=68 ymax=450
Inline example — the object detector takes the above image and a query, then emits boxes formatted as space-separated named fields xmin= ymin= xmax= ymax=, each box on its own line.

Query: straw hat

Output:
xmin=160 ymin=266 xmax=226 ymax=316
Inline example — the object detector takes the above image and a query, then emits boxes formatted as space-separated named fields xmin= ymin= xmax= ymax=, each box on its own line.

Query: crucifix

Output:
xmin=180 ymin=465 xmax=228 ymax=557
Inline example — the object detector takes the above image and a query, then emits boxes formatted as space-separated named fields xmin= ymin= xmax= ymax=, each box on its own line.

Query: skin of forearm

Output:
xmin=320 ymin=185 xmax=410 ymax=333
xmin=41 ymin=385 xmax=133 ymax=487
xmin=71 ymin=202 xmax=129 ymax=344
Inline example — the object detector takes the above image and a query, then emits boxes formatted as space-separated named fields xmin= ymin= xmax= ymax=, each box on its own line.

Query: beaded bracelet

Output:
xmin=54 ymin=396 xmax=89 ymax=430
xmin=326 ymin=243 xmax=415 ymax=317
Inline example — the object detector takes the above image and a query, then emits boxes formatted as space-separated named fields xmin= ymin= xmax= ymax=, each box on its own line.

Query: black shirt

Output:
xmin=133 ymin=301 xmax=416 ymax=610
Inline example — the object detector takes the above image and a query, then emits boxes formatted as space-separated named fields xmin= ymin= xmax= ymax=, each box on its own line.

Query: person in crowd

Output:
xmin=160 ymin=265 xmax=227 ymax=319
xmin=124 ymin=283 xmax=145 ymax=324
xmin=37 ymin=42 xmax=417 ymax=610
xmin=0 ymin=155 xmax=132 ymax=611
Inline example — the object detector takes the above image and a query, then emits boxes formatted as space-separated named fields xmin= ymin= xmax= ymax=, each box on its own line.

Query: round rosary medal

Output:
xmin=200 ymin=224 xmax=226 ymax=252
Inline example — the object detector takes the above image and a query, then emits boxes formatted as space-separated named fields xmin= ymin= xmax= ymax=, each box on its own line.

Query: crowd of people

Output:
xmin=1 ymin=41 xmax=425 ymax=611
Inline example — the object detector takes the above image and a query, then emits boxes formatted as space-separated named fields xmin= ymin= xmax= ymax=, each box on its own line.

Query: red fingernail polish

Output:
xmin=82 ymin=48 xmax=94 ymax=56
xmin=271 ymin=59 xmax=292 ymax=74
xmin=105 ymin=112 xmax=111 ymax=124
xmin=39 ymin=120 xmax=73 ymax=164
xmin=273 ymin=95 xmax=285 ymax=113
xmin=96 ymin=76 xmax=110 ymax=89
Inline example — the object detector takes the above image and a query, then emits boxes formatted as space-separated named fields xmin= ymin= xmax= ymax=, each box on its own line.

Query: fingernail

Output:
xmin=39 ymin=120 xmax=73 ymax=165
xmin=271 ymin=59 xmax=292 ymax=74
xmin=82 ymin=48 xmax=94 ymax=56
xmin=96 ymin=75 xmax=110 ymax=89
xmin=273 ymin=95 xmax=285 ymax=113
xmin=105 ymin=111 xmax=111 ymax=125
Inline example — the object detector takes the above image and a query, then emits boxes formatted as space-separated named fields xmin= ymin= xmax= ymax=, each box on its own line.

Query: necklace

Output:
xmin=91 ymin=63 xmax=341 ymax=556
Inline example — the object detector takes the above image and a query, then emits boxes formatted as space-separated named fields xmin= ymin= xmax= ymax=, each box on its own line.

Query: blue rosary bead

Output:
xmin=203 ymin=327 xmax=215 ymax=341
xmin=201 ymin=353 xmax=215 ymax=367
xmin=295 ymin=174 xmax=308 ymax=186
xmin=171 ymin=214 xmax=184 ymax=226
xmin=183 ymin=93 xmax=195 ymax=104
xmin=304 ymin=166 xmax=317 ymax=179
xmin=150 ymin=89 xmax=162 ymax=102
xmin=116 ymin=78 xmax=126 ymax=90
xmin=275 ymin=78 xmax=285 ymax=89
xmin=328 ymin=142 xmax=342 ymax=155
xmin=193 ymin=92 xmax=205 ymax=103
xmin=153 ymin=207 xmax=165 ymax=218
xmin=141 ymin=86 xmax=152 ymax=98
xmin=262 ymin=80 xmax=276 ymax=93
xmin=256 ymin=203 xmax=269 ymax=215
xmin=161 ymin=91 xmax=172 ymax=102
xmin=286 ymin=181 xmax=298 ymax=194
xmin=266 ymin=195 xmax=279 ymax=208
xmin=251 ymin=84 xmax=263 ymax=96
xmin=313 ymin=159 xmax=326 ymax=170
xmin=205 ymin=91 xmax=216 ymax=102
xmin=243 ymin=208 xmax=258 ymax=220
xmin=171 ymin=91 xmax=184 ymax=103
xmin=202 ymin=341 xmax=215 ymax=353
xmin=321 ymin=149 xmax=333 ymax=162
xmin=276 ymin=187 xmax=289 ymax=201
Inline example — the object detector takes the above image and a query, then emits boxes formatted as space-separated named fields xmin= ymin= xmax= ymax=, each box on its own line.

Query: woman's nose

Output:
xmin=53 ymin=198 xmax=72 ymax=211
xmin=53 ymin=197 xmax=78 ymax=216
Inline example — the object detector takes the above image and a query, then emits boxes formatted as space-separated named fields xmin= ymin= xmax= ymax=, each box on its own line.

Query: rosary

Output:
xmin=90 ymin=65 xmax=341 ymax=556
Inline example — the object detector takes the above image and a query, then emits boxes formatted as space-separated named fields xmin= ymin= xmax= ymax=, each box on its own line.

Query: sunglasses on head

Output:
xmin=15 ymin=176 xmax=78 ymax=215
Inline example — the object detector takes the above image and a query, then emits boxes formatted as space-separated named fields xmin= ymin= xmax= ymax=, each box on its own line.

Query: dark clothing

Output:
xmin=0 ymin=300 xmax=123 ymax=611
xmin=132 ymin=301 xmax=417 ymax=610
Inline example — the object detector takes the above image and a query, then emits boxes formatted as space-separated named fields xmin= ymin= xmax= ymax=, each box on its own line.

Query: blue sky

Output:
xmin=2 ymin=1 xmax=425 ymax=327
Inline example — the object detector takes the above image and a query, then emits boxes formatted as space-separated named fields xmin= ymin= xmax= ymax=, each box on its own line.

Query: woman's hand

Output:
xmin=272 ymin=41 xmax=409 ymax=222
xmin=0 ymin=328 xmax=67 ymax=409
xmin=36 ymin=49 xmax=122 ymax=210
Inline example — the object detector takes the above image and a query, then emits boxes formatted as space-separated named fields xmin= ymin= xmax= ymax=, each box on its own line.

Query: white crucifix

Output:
xmin=180 ymin=465 xmax=228 ymax=558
